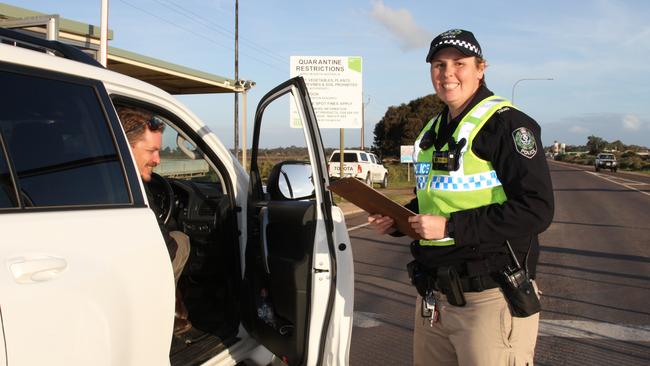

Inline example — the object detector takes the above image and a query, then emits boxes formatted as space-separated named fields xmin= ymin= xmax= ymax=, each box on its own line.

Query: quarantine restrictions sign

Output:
xmin=290 ymin=56 xmax=362 ymax=129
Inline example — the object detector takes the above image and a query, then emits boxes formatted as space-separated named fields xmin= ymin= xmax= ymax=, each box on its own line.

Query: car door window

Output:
xmin=360 ymin=153 xmax=369 ymax=162
xmin=0 ymin=135 xmax=18 ymax=208
xmin=0 ymin=70 xmax=130 ymax=208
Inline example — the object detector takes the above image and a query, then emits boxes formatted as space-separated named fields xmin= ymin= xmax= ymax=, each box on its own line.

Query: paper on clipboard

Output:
xmin=328 ymin=177 xmax=422 ymax=240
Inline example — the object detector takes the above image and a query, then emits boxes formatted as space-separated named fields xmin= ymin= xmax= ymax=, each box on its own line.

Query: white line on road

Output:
xmin=586 ymin=171 xmax=650 ymax=197
xmin=348 ymin=222 xmax=370 ymax=232
xmin=353 ymin=311 xmax=384 ymax=328
xmin=539 ymin=320 xmax=650 ymax=341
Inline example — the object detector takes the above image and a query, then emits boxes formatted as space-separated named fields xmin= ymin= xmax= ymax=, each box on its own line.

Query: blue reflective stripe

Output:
xmin=427 ymin=171 xmax=502 ymax=191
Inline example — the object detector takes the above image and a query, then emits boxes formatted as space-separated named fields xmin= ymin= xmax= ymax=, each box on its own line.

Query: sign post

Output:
xmin=400 ymin=145 xmax=415 ymax=182
xmin=290 ymin=56 xmax=363 ymax=177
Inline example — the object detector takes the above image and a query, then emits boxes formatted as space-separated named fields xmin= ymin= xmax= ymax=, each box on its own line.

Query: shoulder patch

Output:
xmin=496 ymin=106 xmax=511 ymax=114
xmin=512 ymin=127 xmax=537 ymax=159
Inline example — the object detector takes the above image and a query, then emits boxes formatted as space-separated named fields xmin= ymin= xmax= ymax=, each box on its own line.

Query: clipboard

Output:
xmin=328 ymin=177 xmax=422 ymax=240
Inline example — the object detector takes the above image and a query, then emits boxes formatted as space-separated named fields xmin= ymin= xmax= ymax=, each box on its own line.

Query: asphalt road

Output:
xmin=345 ymin=161 xmax=650 ymax=365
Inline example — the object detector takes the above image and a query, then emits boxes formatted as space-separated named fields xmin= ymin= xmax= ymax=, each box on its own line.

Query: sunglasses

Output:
xmin=125 ymin=115 xmax=165 ymax=134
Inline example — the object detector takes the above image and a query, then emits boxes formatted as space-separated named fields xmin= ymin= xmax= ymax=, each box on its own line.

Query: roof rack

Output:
xmin=0 ymin=27 xmax=102 ymax=67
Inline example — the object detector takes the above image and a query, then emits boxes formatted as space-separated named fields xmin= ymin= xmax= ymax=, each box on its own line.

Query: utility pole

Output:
xmin=233 ymin=0 xmax=239 ymax=160
xmin=361 ymin=95 xmax=370 ymax=150
xmin=99 ymin=0 xmax=108 ymax=66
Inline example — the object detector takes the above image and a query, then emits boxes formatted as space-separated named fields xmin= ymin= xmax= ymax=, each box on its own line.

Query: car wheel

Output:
xmin=595 ymin=166 xmax=600 ymax=172
xmin=365 ymin=173 xmax=372 ymax=186
xmin=612 ymin=168 xmax=617 ymax=172
xmin=380 ymin=174 xmax=388 ymax=188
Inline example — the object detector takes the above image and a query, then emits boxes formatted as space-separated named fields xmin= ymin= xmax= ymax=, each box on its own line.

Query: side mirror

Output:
xmin=267 ymin=161 xmax=315 ymax=200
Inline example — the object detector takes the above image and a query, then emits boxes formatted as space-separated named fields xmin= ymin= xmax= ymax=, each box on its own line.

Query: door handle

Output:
xmin=8 ymin=256 xmax=68 ymax=284
xmin=259 ymin=207 xmax=271 ymax=274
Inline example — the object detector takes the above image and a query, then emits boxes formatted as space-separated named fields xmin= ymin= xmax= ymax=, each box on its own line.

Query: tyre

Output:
xmin=612 ymin=168 xmax=617 ymax=172
xmin=380 ymin=174 xmax=388 ymax=188
xmin=595 ymin=166 xmax=600 ymax=172
xmin=365 ymin=173 xmax=372 ymax=186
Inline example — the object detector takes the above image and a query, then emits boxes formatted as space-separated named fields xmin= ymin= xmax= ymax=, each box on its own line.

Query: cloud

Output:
xmin=369 ymin=0 xmax=432 ymax=50
xmin=569 ymin=126 xmax=589 ymax=134
xmin=622 ymin=114 xmax=642 ymax=130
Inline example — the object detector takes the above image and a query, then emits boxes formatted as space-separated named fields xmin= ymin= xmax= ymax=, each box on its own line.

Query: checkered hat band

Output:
xmin=435 ymin=39 xmax=482 ymax=57
xmin=426 ymin=171 xmax=500 ymax=191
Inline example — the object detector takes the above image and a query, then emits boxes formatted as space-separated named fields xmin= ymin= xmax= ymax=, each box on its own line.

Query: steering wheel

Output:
xmin=148 ymin=172 xmax=175 ymax=225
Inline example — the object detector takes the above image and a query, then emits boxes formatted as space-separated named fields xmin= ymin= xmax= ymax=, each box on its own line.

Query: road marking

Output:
xmin=353 ymin=311 xmax=384 ymax=328
xmin=539 ymin=320 xmax=650 ymax=341
xmin=586 ymin=171 xmax=650 ymax=197
xmin=348 ymin=222 xmax=370 ymax=232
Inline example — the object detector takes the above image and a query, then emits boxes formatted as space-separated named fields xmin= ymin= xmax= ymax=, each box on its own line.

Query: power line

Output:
xmin=156 ymin=0 xmax=286 ymax=64
xmin=116 ymin=0 xmax=286 ymax=73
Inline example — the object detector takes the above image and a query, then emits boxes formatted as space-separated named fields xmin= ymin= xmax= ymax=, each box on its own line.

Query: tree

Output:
xmin=586 ymin=135 xmax=608 ymax=155
xmin=372 ymin=94 xmax=444 ymax=158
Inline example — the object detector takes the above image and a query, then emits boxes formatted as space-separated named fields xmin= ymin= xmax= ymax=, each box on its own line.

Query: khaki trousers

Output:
xmin=169 ymin=230 xmax=190 ymax=285
xmin=413 ymin=284 xmax=539 ymax=366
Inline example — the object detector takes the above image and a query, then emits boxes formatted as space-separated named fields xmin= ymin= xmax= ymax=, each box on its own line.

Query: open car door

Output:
xmin=243 ymin=77 xmax=354 ymax=366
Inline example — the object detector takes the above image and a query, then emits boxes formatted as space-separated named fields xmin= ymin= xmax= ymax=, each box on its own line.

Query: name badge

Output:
xmin=414 ymin=162 xmax=431 ymax=175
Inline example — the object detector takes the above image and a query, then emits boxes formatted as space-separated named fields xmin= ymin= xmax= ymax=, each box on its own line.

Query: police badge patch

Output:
xmin=512 ymin=127 xmax=537 ymax=159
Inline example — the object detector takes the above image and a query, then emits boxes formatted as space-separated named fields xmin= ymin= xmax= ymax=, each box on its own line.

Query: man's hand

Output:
xmin=367 ymin=214 xmax=397 ymax=235
xmin=408 ymin=214 xmax=447 ymax=240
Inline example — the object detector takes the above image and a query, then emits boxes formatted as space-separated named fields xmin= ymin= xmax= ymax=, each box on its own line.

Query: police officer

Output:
xmin=368 ymin=29 xmax=554 ymax=365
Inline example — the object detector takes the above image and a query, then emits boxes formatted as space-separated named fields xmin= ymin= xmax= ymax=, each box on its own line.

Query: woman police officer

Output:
xmin=368 ymin=29 xmax=554 ymax=365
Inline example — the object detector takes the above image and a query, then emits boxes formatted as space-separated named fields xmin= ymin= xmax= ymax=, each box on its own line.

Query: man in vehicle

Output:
xmin=117 ymin=106 xmax=192 ymax=335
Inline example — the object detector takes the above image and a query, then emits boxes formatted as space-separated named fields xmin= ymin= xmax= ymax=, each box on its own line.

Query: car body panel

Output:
xmin=0 ymin=209 xmax=172 ymax=365
xmin=244 ymin=79 xmax=353 ymax=366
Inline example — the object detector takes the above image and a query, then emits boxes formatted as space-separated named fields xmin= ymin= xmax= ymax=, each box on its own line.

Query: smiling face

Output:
xmin=130 ymin=128 xmax=162 ymax=182
xmin=430 ymin=47 xmax=485 ymax=117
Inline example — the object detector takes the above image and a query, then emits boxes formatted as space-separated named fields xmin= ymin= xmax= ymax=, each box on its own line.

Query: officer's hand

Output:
xmin=408 ymin=214 xmax=446 ymax=240
xmin=367 ymin=214 xmax=397 ymax=235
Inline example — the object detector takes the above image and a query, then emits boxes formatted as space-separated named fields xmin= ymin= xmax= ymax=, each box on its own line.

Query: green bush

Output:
xmin=386 ymin=162 xmax=416 ymax=188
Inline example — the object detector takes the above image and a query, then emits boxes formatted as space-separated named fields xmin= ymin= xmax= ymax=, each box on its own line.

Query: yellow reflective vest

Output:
xmin=413 ymin=96 xmax=512 ymax=246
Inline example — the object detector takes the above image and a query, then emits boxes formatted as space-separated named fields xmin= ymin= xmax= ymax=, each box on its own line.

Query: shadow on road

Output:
xmin=541 ymin=245 xmax=650 ymax=263
xmin=551 ymin=220 xmax=650 ymax=231
xmin=537 ymin=270 xmax=650 ymax=290
xmin=538 ymin=262 xmax=650 ymax=281
xmin=543 ymin=293 xmax=650 ymax=316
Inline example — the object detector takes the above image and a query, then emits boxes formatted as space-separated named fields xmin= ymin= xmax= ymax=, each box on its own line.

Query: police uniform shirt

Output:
xmin=403 ymin=85 xmax=554 ymax=276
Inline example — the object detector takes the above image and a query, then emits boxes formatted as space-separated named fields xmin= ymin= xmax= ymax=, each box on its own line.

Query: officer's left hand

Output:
xmin=408 ymin=214 xmax=447 ymax=240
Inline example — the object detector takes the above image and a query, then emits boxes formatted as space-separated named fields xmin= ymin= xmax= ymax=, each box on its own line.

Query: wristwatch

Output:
xmin=444 ymin=218 xmax=455 ymax=238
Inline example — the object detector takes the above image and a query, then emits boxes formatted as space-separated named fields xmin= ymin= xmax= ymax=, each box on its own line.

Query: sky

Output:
xmin=11 ymin=0 xmax=650 ymax=149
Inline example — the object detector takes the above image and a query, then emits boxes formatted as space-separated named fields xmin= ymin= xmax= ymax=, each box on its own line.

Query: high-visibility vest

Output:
xmin=413 ymin=96 xmax=511 ymax=246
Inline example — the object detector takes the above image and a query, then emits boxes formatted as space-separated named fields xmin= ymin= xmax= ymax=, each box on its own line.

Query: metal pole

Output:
xmin=361 ymin=95 xmax=364 ymax=150
xmin=234 ymin=0 xmax=239 ymax=160
xmin=99 ymin=0 xmax=108 ymax=67
xmin=361 ymin=95 xmax=371 ymax=150
xmin=340 ymin=129 xmax=344 ymax=178
xmin=511 ymin=78 xmax=553 ymax=104
xmin=242 ymin=88 xmax=247 ymax=171
xmin=46 ymin=15 xmax=59 ymax=41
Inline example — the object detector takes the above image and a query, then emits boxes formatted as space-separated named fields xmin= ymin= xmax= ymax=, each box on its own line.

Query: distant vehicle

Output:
xmin=595 ymin=153 xmax=618 ymax=172
xmin=328 ymin=150 xmax=389 ymax=187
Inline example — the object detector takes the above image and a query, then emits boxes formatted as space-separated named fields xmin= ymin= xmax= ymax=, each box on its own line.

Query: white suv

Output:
xmin=328 ymin=150 xmax=388 ymax=188
xmin=0 ymin=29 xmax=353 ymax=366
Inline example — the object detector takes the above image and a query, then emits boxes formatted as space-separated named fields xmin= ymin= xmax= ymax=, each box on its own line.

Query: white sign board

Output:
xmin=400 ymin=145 xmax=415 ymax=163
xmin=290 ymin=56 xmax=362 ymax=129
